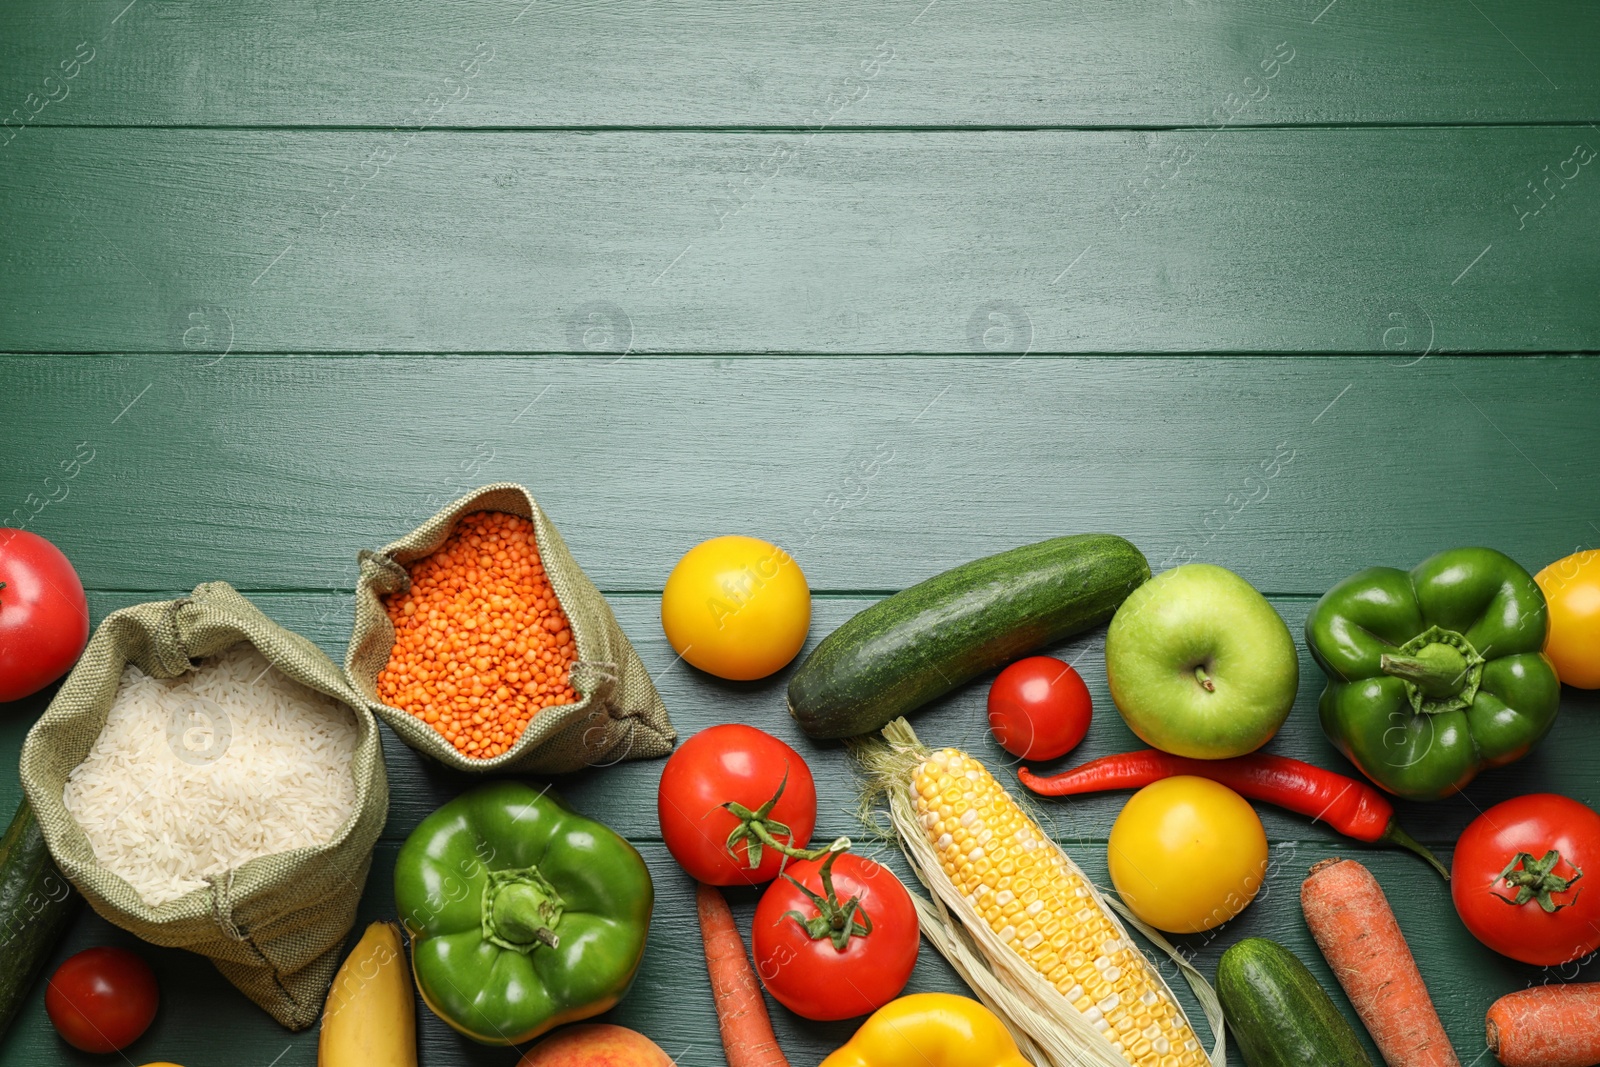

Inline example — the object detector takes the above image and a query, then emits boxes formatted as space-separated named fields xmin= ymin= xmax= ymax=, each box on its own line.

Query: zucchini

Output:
xmin=1217 ymin=937 xmax=1373 ymax=1067
xmin=786 ymin=534 xmax=1149 ymax=739
xmin=0 ymin=797 xmax=80 ymax=1040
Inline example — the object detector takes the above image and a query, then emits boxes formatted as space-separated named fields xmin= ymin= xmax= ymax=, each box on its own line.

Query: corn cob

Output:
xmin=860 ymin=719 xmax=1221 ymax=1067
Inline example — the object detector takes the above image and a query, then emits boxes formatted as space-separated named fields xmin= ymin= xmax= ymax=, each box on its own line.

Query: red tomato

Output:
xmin=987 ymin=656 xmax=1092 ymax=760
xmin=0 ymin=529 xmax=89 ymax=703
xmin=44 ymin=947 xmax=160 ymax=1053
xmin=657 ymin=724 xmax=817 ymax=885
xmin=751 ymin=851 xmax=918 ymax=1020
xmin=1451 ymin=793 xmax=1600 ymax=966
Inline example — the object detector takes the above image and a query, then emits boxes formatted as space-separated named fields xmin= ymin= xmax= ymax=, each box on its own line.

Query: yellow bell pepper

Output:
xmin=820 ymin=993 xmax=1032 ymax=1067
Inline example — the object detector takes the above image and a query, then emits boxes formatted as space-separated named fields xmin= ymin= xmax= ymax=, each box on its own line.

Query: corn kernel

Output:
xmin=911 ymin=750 xmax=1207 ymax=1067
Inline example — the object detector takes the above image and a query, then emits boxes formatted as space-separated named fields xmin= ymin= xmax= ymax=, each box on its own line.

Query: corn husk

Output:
xmin=855 ymin=719 xmax=1226 ymax=1067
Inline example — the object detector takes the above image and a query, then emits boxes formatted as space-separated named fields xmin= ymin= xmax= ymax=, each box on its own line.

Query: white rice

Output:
xmin=63 ymin=643 xmax=360 ymax=907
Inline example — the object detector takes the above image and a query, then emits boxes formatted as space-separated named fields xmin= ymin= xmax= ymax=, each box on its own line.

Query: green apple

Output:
xmin=1105 ymin=563 xmax=1298 ymax=758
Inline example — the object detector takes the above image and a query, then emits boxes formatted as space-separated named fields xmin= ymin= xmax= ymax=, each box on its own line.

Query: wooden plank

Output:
xmin=1 ymin=356 xmax=1593 ymax=593
xmin=2 ymin=130 xmax=1598 ymax=354
xmin=1 ymin=0 xmax=1596 ymax=128
xmin=6 ymin=590 xmax=1599 ymax=853
xmin=0 ymin=833 xmax=1570 ymax=1065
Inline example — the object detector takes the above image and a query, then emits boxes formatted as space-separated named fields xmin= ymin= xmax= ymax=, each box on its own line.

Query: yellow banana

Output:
xmin=318 ymin=921 xmax=418 ymax=1067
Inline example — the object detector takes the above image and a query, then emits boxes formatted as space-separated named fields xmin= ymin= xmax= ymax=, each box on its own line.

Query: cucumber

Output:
xmin=786 ymin=534 xmax=1149 ymax=739
xmin=0 ymin=797 xmax=80 ymax=1041
xmin=1217 ymin=937 xmax=1374 ymax=1067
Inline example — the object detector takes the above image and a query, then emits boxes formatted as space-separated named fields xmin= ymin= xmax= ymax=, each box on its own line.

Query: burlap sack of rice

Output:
xmin=19 ymin=582 xmax=387 ymax=1031
xmin=344 ymin=482 xmax=676 ymax=773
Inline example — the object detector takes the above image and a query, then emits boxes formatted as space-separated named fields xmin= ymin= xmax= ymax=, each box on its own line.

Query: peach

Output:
xmin=518 ymin=1024 xmax=676 ymax=1067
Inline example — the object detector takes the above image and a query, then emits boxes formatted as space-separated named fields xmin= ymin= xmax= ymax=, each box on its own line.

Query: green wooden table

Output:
xmin=3 ymin=1 xmax=1598 ymax=1063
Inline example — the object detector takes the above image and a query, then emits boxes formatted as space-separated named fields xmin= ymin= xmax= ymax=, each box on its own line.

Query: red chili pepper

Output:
xmin=1018 ymin=750 xmax=1448 ymax=880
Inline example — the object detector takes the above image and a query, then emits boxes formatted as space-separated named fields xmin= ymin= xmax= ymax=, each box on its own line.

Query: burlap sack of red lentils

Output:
xmin=19 ymin=582 xmax=388 ymax=1031
xmin=344 ymin=483 xmax=676 ymax=773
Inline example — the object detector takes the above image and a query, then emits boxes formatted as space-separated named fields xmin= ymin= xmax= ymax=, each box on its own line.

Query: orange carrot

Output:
xmin=1487 ymin=984 xmax=1600 ymax=1067
xmin=697 ymin=882 xmax=789 ymax=1067
xmin=1301 ymin=857 xmax=1459 ymax=1067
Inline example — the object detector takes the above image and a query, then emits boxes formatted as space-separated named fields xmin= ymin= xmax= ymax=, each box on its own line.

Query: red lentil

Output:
xmin=377 ymin=511 xmax=578 ymax=759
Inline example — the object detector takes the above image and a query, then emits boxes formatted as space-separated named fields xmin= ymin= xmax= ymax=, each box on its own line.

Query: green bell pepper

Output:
xmin=1306 ymin=547 xmax=1561 ymax=801
xmin=393 ymin=781 xmax=653 ymax=1045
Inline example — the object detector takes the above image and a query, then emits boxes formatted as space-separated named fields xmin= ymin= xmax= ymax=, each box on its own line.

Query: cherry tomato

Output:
xmin=987 ymin=656 xmax=1092 ymax=760
xmin=661 ymin=535 xmax=811 ymax=681
xmin=751 ymin=851 xmax=918 ymax=1020
xmin=45 ymin=947 xmax=160 ymax=1053
xmin=1536 ymin=551 xmax=1600 ymax=689
xmin=1108 ymin=776 xmax=1267 ymax=933
xmin=657 ymin=724 xmax=817 ymax=885
xmin=0 ymin=529 xmax=89 ymax=703
xmin=1451 ymin=793 xmax=1600 ymax=966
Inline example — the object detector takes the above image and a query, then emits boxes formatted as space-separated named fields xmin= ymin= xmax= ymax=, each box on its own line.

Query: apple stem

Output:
xmin=1193 ymin=664 xmax=1215 ymax=692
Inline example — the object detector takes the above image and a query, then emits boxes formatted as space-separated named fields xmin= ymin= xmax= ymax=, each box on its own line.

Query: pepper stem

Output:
xmin=1193 ymin=665 xmax=1215 ymax=692
xmin=482 ymin=865 xmax=565 ymax=954
xmin=723 ymin=767 xmax=831 ymax=869
xmin=1379 ymin=820 xmax=1451 ymax=881
xmin=1380 ymin=643 xmax=1471 ymax=699
xmin=779 ymin=838 xmax=873 ymax=952
xmin=1495 ymin=850 xmax=1583 ymax=913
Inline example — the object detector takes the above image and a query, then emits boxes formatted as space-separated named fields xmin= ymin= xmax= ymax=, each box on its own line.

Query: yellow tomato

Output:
xmin=1537 ymin=550 xmax=1600 ymax=689
xmin=1107 ymin=776 xmax=1268 ymax=933
xmin=661 ymin=535 xmax=810 ymax=681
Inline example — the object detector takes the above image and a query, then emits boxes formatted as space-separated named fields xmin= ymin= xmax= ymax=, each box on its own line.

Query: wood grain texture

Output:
xmin=5 ymin=591 xmax=1597 ymax=855
xmin=3 ymin=130 xmax=1598 ymax=354
xmin=1 ymin=356 xmax=1593 ymax=593
xmin=0 ymin=837 xmax=1571 ymax=1066
xmin=3 ymin=1 xmax=1598 ymax=1061
xmin=1 ymin=0 xmax=1596 ymax=128
xmin=2 ymin=354 xmax=1594 ymax=1064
